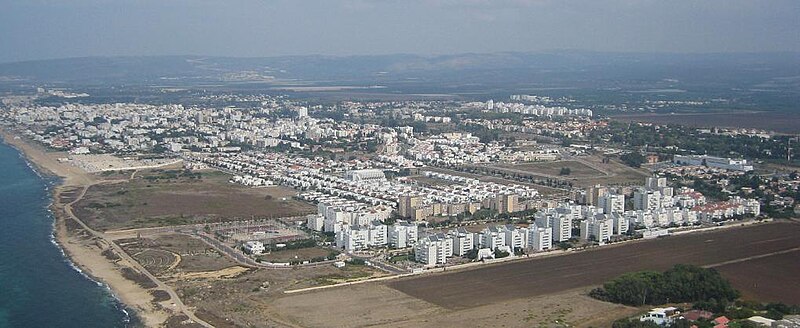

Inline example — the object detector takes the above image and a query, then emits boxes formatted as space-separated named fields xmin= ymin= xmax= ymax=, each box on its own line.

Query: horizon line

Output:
xmin=3 ymin=50 xmax=799 ymax=66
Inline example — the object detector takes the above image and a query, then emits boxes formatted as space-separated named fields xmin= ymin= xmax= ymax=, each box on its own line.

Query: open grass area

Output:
xmin=574 ymin=155 xmax=650 ymax=187
xmin=406 ymin=175 xmax=455 ymax=187
xmin=256 ymin=246 xmax=335 ymax=263
xmin=498 ymin=160 xmax=606 ymax=178
xmin=489 ymin=155 xmax=649 ymax=188
xmin=74 ymin=169 xmax=315 ymax=231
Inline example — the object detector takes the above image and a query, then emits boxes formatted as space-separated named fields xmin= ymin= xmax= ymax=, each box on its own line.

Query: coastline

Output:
xmin=0 ymin=128 xmax=171 ymax=327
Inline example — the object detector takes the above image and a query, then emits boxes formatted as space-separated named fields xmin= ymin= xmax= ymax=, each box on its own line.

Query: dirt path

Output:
xmin=65 ymin=182 xmax=214 ymax=328
xmin=704 ymin=247 xmax=800 ymax=268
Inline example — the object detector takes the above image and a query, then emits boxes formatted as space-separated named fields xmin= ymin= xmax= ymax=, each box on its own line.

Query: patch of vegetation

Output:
xmin=313 ymin=268 xmax=372 ymax=285
xmin=611 ymin=318 xmax=662 ymax=328
xmin=347 ymin=258 xmax=366 ymax=266
xmin=466 ymin=248 xmax=479 ymax=260
xmin=120 ymin=267 xmax=158 ymax=289
xmin=589 ymin=264 xmax=739 ymax=306
xmin=559 ymin=167 xmax=571 ymax=176
xmin=142 ymin=169 xmax=202 ymax=181
xmin=86 ymin=202 xmax=123 ymax=209
xmin=388 ymin=254 xmax=410 ymax=263
xmin=620 ymin=152 xmax=646 ymax=168
xmin=493 ymin=248 xmax=510 ymax=259
xmin=101 ymin=248 xmax=120 ymax=261
xmin=555 ymin=241 xmax=574 ymax=250
xmin=149 ymin=289 xmax=171 ymax=302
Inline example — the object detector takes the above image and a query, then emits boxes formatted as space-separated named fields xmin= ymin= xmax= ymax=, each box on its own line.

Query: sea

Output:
xmin=0 ymin=141 xmax=135 ymax=327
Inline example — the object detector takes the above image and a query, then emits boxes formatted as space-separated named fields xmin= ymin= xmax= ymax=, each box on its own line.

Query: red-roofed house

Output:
xmin=684 ymin=310 xmax=714 ymax=321
xmin=714 ymin=316 xmax=730 ymax=327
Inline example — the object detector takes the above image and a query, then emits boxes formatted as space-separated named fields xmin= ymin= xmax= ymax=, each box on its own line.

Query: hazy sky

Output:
xmin=1 ymin=0 xmax=799 ymax=63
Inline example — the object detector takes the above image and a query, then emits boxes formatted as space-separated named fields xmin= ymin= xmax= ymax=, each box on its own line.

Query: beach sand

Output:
xmin=0 ymin=129 xmax=172 ymax=327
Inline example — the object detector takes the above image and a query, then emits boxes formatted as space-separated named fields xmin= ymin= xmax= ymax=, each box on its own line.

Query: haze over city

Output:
xmin=2 ymin=0 xmax=800 ymax=62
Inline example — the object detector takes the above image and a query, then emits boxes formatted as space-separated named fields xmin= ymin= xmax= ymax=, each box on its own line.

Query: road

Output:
xmin=62 ymin=183 xmax=214 ymax=328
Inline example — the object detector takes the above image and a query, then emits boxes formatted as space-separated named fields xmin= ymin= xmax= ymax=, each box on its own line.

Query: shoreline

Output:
xmin=0 ymin=128 xmax=171 ymax=327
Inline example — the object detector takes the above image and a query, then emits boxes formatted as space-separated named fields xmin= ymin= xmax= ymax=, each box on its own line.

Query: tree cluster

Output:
xmin=590 ymin=265 xmax=739 ymax=306
xmin=620 ymin=152 xmax=646 ymax=168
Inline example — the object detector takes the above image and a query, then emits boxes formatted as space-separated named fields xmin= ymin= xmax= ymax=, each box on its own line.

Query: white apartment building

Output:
xmin=368 ymin=224 xmax=388 ymax=247
xmin=318 ymin=197 xmax=392 ymax=233
xmin=336 ymin=222 xmax=388 ymax=252
xmin=415 ymin=240 xmax=439 ymax=266
xmin=337 ymin=227 xmax=367 ymax=252
xmin=599 ymin=193 xmax=625 ymax=215
xmin=414 ymin=234 xmax=454 ymax=266
xmin=480 ymin=227 xmax=507 ymax=250
xmin=528 ymin=226 xmax=552 ymax=251
xmin=634 ymin=188 xmax=662 ymax=211
xmin=449 ymin=228 xmax=474 ymax=256
xmin=645 ymin=177 xmax=668 ymax=189
xmin=388 ymin=221 xmax=418 ymax=248
xmin=610 ymin=213 xmax=629 ymax=235
xmin=502 ymin=225 xmax=528 ymax=251
xmin=307 ymin=215 xmax=324 ymax=231
xmin=626 ymin=210 xmax=652 ymax=228
xmin=534 ymin=209 xmax=573 ymax=242
xmin=581 ymin=214 xmax=613 ymax=243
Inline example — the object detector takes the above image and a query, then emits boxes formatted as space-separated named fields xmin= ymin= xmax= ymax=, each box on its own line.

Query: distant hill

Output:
xmin=1 ymin=52 xmax=798 ymax=86
xmin=1 ymin=52 xmax=798 ymax=113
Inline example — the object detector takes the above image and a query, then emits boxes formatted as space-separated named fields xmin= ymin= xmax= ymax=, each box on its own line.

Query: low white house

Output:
xmin=640 ymin=307 xmax=680 ymax=326
xmin=243 ymin=241 xmax=265 ymax=255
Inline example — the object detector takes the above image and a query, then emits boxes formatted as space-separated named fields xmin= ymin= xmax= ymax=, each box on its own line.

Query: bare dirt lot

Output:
xmin=270 ymin=284 xmax=639 ymax=328
xmin=74 ymin=170 xmax=315 ymax=231
xmin=389 ymin=222 xmax=800 ymax=309
xmin=170 ymin=263 xmax=386 ymax=327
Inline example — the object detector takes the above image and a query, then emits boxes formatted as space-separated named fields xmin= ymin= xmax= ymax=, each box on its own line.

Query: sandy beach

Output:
xmin=0 ymin=128 xmax=173 ymax=327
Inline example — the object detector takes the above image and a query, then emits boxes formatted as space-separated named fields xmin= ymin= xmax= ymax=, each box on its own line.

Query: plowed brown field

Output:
xmin=389 ymin=222 xmax=800 ymax=309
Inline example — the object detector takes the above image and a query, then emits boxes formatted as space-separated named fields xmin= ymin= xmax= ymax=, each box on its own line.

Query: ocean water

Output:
xmin=0 ymin=142 xmax=134 ymax=328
